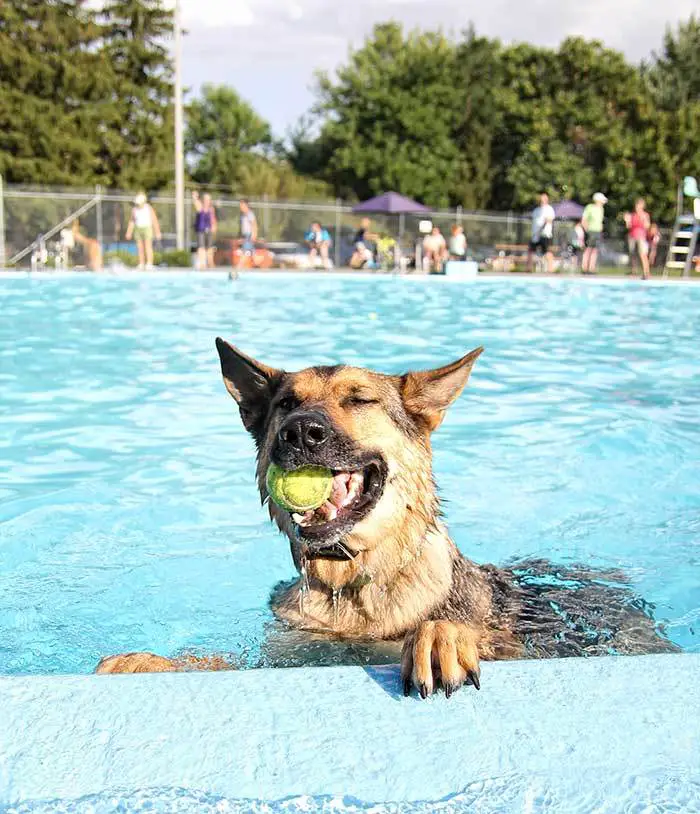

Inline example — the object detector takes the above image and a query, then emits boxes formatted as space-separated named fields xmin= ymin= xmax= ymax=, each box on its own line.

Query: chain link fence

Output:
xmin=0 ymin=180 xmax=666 ymax=270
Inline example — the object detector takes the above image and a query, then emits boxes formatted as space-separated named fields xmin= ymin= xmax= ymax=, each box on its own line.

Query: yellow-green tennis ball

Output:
xmin=266 ymin=464 xmax=333 ymax=512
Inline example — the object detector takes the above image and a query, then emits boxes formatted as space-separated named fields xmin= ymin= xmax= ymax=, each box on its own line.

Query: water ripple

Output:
xmin=0 ymin=276 xmax=699 ymax=673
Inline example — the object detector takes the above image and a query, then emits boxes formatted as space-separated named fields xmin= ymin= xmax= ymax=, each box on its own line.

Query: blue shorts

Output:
xmin=241 ymin=239 xmax=255 ymax=252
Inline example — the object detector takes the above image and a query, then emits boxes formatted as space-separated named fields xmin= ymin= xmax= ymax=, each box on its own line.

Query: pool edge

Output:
xmin=2 ymin=653 xmax=699 ymax=806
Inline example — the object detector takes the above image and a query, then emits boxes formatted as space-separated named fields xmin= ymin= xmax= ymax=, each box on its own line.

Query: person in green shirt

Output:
xmin=581 ymin=192 xmax=607 ymax=273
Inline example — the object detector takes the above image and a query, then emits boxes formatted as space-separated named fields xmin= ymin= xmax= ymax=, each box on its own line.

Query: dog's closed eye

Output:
xmin=343 ymin=395 xmax=380 ymax=408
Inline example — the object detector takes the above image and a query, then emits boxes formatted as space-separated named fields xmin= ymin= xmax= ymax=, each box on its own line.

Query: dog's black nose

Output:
xmin=278 ymin=411 xmax=331 ymax=454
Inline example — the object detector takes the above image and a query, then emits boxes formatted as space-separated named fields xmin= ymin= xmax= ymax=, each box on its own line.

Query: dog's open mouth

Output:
xmin=288 ymin=460 xmax=386 ymax=556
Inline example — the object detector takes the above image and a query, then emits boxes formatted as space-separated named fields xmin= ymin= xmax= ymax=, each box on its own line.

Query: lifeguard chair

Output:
xmin=664 ymin=176 xmax=700 ymax=277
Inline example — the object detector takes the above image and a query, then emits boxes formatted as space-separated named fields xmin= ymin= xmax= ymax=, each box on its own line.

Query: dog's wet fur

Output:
xmin=96 ymin=340 xmax=677 ymax=694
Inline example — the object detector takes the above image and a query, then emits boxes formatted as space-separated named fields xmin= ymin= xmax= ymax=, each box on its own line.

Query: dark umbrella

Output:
xmin=352 ymin=192 xmax=430 ymax=240
xmin=553 ymin=200 xmax=584 ymax=220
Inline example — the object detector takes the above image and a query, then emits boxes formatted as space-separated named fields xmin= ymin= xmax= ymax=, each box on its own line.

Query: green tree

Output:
xmin=185 ymin=84 xmax=273 ymax=187
xmin=490 ymin=38 xmax=662 ymax=215
xmin=452 ymin=28 xmax=503 ymax=209
xmin=0 ymin=1 xmax=109 ymax=185
xmin=98 ymin=0 xmax=175 ymax=190
xmin=310 ymin=23 xmax=466 ymax=208
xmin=185 ymin=84 xmax=332 ymax=200
xmin=644 ymin=16 xmax=700 ymax=215
xmin=646 ymin=15 xmax=700 ymax=108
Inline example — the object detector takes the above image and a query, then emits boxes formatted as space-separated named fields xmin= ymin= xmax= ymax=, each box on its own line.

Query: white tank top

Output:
xmin=133 ymin=205 xmax=152 ymax=229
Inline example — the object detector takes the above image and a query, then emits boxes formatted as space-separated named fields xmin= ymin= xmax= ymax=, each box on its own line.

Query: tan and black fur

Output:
xmin=97 ymin=340 xmax=677 ymax=694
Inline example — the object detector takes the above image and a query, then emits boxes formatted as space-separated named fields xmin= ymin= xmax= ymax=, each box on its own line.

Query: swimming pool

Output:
xmin=0 ymin=272 xmax=699 ymax=677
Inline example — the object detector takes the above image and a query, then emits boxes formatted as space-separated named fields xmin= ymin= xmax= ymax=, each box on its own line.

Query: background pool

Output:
xmin=0 ymin=273 xmax=698 ymax=674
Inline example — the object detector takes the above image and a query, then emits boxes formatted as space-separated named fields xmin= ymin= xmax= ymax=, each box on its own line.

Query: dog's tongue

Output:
xmin=293 ymin=471 xmax=364 ymax=526
xmin=329 ymin=472 xmax=350 ymax=508
xmin=329 ymin=471 xmax=364 ymax=510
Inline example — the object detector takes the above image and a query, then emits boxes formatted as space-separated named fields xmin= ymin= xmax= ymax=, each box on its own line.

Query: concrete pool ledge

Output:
xmin=2 ymin=267 xmax=699 ymax=285
xmin=1 ymin=654 xmax=699 ymax=808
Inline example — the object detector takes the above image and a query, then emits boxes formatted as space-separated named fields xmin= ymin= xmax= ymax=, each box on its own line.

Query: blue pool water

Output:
xmin=0 ymin=273 xmax=699 ymax=675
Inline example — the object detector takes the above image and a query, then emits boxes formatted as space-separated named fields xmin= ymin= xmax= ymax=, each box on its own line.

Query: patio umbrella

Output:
xmin=352 ymin=192 xmax=430 ymax=240
xmin=553 ymin=200 xmax=584 ymax=220
xmin=352 ymin=191 xmax=431 ymax=215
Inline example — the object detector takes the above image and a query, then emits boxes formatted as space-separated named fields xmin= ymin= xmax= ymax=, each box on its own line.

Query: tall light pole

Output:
xmin=174 ymin=0 xmax=185 ymax=250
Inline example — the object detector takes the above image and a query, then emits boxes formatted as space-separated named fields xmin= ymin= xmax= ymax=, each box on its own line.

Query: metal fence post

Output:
xmin=456 ymin=205 xmax=463 ymax=228
xmin=0 ymin=175 xmax=5 ymax=268
xmin=334 ymin=198 xmax=342 ymax=267
xmin=95 ymin=185 xmax=103 ymax=251
xmin=263 ymin=193 xmax=270 ymax=237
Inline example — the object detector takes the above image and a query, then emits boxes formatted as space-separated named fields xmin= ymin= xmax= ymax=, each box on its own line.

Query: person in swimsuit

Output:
xmin=192 ymin=191 xmax=218 ymax=270
xmin=236 ymin=199 xmax=258 ymax=270
xmin=624 ymin=198 xmax=651 ymax=280
xmin=125 ymin=192 xmax=161 ymax=270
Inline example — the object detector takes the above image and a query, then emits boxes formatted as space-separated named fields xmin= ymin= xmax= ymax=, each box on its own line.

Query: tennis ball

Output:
xmin=266 ymin=463 xmax=333 ymax=512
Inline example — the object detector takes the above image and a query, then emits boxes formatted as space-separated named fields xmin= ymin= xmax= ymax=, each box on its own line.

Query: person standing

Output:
xmin=624 ymin=198 xmax=651 ymax=280
xmin=571 ymin=220 xmax=585 ymax=269
xmin=449 ymin=224 xmax=467 ymax=260
xmin=647 ymin=223 xmax=661 ymax=268
xmin=192 ymin=191 xmax=217 ymax=270
xmin=526 ymin=191 xmax=555 ymax=273
xmin=236 ymin=199 xmax=258 ymax=270
xmin=581 ymin=192 xmax=607 ymax=274
xmin=125 ymin=192 xmax=161 ymax=270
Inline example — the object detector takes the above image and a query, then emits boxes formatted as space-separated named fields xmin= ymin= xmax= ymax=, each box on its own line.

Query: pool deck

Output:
xmin=2 ymin=654 xmax=698 ymax=808
xmin=1 ymin=267 xmax=699 ymax=286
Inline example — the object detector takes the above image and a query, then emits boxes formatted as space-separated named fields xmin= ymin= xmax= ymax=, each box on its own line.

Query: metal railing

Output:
xmin=2 ymin=179 xmax=654 ymax=270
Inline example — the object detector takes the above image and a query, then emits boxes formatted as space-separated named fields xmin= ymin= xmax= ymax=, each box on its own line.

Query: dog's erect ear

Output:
xmin=401 ymin=347 xmax=484 ymax=432
xmin=215 ymin=338 xmax=281 ymax=433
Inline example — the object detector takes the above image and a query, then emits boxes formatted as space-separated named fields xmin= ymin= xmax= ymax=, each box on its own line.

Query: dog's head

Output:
xmin=215 ymin=338 xmax=483 ymax=579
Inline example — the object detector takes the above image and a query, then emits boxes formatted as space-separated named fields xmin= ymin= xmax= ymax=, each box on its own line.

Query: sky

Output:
xmin=178 ymin=0 xmax=697 ymax=137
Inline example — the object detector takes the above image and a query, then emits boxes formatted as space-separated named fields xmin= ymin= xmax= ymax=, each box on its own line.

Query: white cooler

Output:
xmin=444 ymin=260 xmax=478 ymax=278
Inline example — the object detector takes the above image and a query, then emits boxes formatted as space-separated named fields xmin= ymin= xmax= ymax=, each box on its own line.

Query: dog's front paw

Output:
xmin=95 ymin=652 xmax=177 ymax=674
xmin=401 ymin=620 xmax=481 ymax=698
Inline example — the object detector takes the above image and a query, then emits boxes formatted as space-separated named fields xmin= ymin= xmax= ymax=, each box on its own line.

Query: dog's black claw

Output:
xmin=444 ymin=682 xmax=456 ymax=699
xmin=419 ymin=683 xmax=429 ymax=699
xmin=403 ymin=678 xmax=412 ymax=697
xmin=467 ymin=670 xmax=481 ymax=691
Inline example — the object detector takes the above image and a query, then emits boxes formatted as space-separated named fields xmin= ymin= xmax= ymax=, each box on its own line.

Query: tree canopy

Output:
xmin=290 ymin=19 xmax=700 ymax=220
xmin=0 ymin=5 xmax=698 ymax=220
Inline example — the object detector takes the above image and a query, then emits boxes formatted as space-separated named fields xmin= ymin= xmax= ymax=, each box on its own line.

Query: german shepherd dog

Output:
xmin=97 ymin=340 xmax=677 ymax=693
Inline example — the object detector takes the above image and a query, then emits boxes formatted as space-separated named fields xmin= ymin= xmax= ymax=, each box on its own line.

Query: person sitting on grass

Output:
xmin=422 ymin=226 xmax=448 ymax=272
xmin=304 ymin=222 xmax=332 ymax=269
xmin=125 ymin=192 xmax=161 ymax=271
xmin=350 ymin=218 xmax=378 ymax=268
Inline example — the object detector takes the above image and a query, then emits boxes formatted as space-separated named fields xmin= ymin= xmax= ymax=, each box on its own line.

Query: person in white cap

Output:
xmin=581 ymin=192 xmax=607 ymax=274
xmin=125 ymin=192 xmax=161 ymax=270
xmin=526 ymin=190 xmax=555 ymax=273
